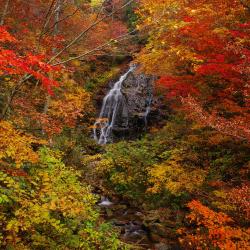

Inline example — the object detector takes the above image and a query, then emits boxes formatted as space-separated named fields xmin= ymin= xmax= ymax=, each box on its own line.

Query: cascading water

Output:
xmin=93 ymin=65 xmax=136 ymax=144
xmin=144 ymin=95 xmax=153 ymax=128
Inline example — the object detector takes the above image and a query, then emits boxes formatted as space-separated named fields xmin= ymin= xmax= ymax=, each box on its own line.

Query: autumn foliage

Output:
xmin=0 ymin=0 xmax=131 ymax=248
xmin=0 ymin=0 xmax=249 ymax=249
xmin=178 ymin=200 xmax=250 ymax=250
xmin=0 ymin=26 xmax=58 ymax=94
xmin=136 ymin=0 xmax=250 ymax=141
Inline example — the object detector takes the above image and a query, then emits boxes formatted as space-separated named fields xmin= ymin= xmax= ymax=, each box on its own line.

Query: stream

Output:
xmin=98 ymin=197 xmax=154 ymax=249
xmin=93 ymin=68 xmax=179 ymax=249
xmin=97 ymin=196 xmax=181 ymax=250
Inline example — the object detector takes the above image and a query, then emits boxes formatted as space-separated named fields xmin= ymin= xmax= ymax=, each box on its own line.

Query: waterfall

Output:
xmin=93 ymin=65 xmax=136 ymax=144
xmin=144 ymin=95 xmax=153 ymax=128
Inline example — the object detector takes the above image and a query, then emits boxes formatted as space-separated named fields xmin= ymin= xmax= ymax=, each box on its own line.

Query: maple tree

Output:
xmin=0 ymin=120 xmax=43 ymax=168
xmin=136 ymin=0 xmax=250 ymax=141
xmin=0 ymin=146 xmax=127 ymax=249
xmin=0 ymin=26 xmax=58 ymax=93
xmin=178 ymin=200 xmax=250 ymax=249
xmin=228 ymin=184 xmax=250 ymax=220
xmin=0 ymin=1 xmax=134 ymax=248
xmin=0 ymin=0 xmax=249 ymax=249
xmin=147 ymin=149 xmax=206 ymax=195
xmin=0 ymin=0 xmax=133 ymax=134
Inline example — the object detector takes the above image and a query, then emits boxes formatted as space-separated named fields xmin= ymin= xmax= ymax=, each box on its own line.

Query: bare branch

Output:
xmin=39 ymin=0 xmax=58 ymax=41
xmin=41 ymin=7 xmax=80 ymax=37
xmin=52 ymin=29 xmax=136 ymax=66
xmin=240 ymin=0 xmax=250 ymax=11
xmin=0 ymin=0 xmax=10 ymax=25
xmin=48 ymin=0 xmax=135 ymax=63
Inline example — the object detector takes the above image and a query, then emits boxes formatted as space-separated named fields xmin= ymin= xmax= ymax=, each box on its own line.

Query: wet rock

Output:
xmin=121 ymin=72 xmax=155 ymax=121
xmin=121 ymin=221 xmax=148 ymax=241
xmin=105 ymin=208 xmax=113 ymax=217
xmin=148 ymin=222 xmax=177 ymax=244
xmin=93 ymin=66 xmax=168 ymax=143
xmin=112 ymin=219 xmax=128 ymax=227
xmin=135 ymin=211 xmax=144 ymax=217
xmin=149 ymin=223 xmax=167 ymax=237
xmin=154 ymin=243 xmax=172 ymax=250
xmin=113 ymin=204 xmax=128 ymax=210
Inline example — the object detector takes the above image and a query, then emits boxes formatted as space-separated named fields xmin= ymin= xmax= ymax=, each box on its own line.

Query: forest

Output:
xmin=0 ymin=0 xmax=249 ymax=249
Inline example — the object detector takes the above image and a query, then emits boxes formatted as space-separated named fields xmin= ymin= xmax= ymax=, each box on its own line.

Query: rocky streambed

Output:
xmin=98 ymin=197 xmax=183 ymax=250
xmin=93 ymin=67 xmax=179 ymax=248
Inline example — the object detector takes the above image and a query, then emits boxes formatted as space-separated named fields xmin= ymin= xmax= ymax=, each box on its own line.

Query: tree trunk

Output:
xmin=43 ymin=0 xmax=61 ymax=129
xmin=0 ymin=0 xmax=10 ymax=25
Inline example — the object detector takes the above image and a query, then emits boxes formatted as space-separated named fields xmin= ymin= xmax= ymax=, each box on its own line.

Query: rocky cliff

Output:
xmin=94 ymin=67 xmax=168 ymax=143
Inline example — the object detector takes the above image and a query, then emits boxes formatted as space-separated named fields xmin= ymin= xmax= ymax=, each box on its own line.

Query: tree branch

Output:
xmin=52 ymin=29 xmax=136 ymax=66
xmin=240 ymin=0 xmax=250 ymax=11
xmin=0 ymin=0 xmax=10 ymax=25
xmin=48 ymin=0 xmax=135 ymax=64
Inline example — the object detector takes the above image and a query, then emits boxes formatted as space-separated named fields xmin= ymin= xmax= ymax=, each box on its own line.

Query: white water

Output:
xmin=93 ymin=65 xmax=136 ymax=144
xmin=144 ymin=95 xmax=152 ymax=128
xmin=98 ymin=197 xmax=113 ymax=207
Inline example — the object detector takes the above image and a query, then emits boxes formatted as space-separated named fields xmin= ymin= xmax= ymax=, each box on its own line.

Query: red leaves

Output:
xmin=197 ymin=63 xmax=237 ymax=79
xmin=230 ymin=30 xmax=249 ymax=39
xmin=183 ymin=16 xmax=193 ymax=23
xmin=0 ymin=26 xmax=58 ymax=94
xmin=0 ymin=26 xmax=16 ymax=43
xmin=158 ymin=76 xmax=199 ymax=98
xmin=182 ymin=96 xmax=250 ymax=141
xmin=154 ymin=4 xmax=250 ymax=141
xmin=238 ymin=22 xmax=250 ymax=28
xmin=208 ymin=54 xmax=225 ymax=64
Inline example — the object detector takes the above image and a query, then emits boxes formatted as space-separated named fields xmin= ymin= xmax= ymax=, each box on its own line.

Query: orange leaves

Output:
xmin=179 ymin=200 xmax=250 ymax=250
xmin=0 ymin=26 xmax=16 ymax=43
xmin=187 ymin=200 xmax=233 ymax=226
xmin=49 ymin=88 xmax=90 ymax=128
xmin=228 ymin=184 xmax=250 ymax=220
xmin=0 ymin=121 xmax=44 ymax=167
xmin=181 ymin=96 xmax=250 ymax=141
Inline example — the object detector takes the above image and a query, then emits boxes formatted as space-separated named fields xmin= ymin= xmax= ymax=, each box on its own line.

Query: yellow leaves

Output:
xmin=0 ymin=121 xmax=45 ymax=167
xmin=6 ymin=219 xmax=19 ymax=233
xmin=70 ymin=59 xmax=81 ymax=67
xmin=110 ymin=172 xmax=132 ymax=186
xmin=213 ymin=27 xmax=230 ymax=35
xmin=0 ymin=147 xmax=101 ymax=247
xmin=146 ymin=17 xmax=152 ymax=23
xmin=48 ymin=74 xmax=93 ymax=129
xmin=90 ymin=0 xmax=103 ymax=7
xmin=147 ymin=150 xmax=206 ymax=195
xmin=169 ymin=45 xmax=198 ymax=62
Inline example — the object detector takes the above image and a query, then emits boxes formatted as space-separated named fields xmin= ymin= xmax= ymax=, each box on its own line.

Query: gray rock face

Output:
xmin=93 ymin=66 xmax=166 ymax=143
xmin=121 ymin=72 xmax=154 ymax=122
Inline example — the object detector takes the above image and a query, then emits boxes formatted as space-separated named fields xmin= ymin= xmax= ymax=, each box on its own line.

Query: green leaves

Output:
xmin=0 ymin=147 xmax=126 ymax=249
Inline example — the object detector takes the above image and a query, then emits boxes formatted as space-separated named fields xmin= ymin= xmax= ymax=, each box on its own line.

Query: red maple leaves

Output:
xmin=0 ymin=26 xmax=58 ymax=94
xmin=153 ymin=3 xmax=250 ymax=141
